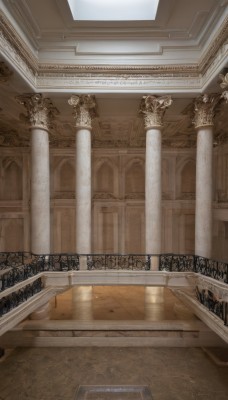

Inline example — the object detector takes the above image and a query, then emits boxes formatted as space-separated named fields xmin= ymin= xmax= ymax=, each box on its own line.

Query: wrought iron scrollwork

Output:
xmin=196 ymin=285 xmax=227 ymax=326
xmin=31 ymin=253 xmax=80 ymax=272
xmin=87 ymin=254 xmax=150 ymax=271
xmin=195 ymin=256 xmax=228 ymax=283
xmin=0 ymin=278 xmax=43 ymax=317
xmin=159 ymin=254 xmax=194 ymax=272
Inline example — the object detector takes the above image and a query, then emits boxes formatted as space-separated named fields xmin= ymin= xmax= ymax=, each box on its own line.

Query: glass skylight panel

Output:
xmin=67 ymin=0 xmax=160 ymax=21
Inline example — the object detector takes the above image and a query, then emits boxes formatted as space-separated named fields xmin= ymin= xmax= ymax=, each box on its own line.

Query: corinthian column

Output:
xmin=17 ymin=94 xmax=58 ymax=254
xmin=193 ymin=93 xmax=227 ymax=258
xmin=140 ymin=95 xmax=172 ymax=268
xmin=68 ymin=95 xmax=97 ymax=255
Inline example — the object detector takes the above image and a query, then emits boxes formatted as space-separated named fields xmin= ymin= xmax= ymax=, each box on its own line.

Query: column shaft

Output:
xmin=145 ymin=128 xmax=162 ymax=254
xmin=195 ymin=127 xmax=213 ymax=258
xmin=75 ymin=128 xmax=91 ymax=253
xmin=31 ymin=128 xmax=50 ymax=254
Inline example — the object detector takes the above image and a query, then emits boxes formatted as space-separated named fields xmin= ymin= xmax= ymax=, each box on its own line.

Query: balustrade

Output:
xmin=0 ymin=252 xmax=227 ymax=321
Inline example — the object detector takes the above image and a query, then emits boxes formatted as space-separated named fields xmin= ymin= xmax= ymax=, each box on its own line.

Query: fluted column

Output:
xmin=17 ymin=94 xmax=58 ymax=254
xmin=140 ymin=95 xmax=172 ymax=268
xmin=193 ymin=93 xmax=227 ymax=258
xmin=68 ymin=95 xmax=97 ymax=255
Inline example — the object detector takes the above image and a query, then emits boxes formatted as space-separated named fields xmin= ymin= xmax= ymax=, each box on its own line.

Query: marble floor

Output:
xmin=0 ymin=347 xmax=227 ymax=400
xmin=49 ymin=286 xmax=197 ymax=321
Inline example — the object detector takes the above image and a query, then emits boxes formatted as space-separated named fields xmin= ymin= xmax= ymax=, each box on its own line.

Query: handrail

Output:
xmin=0 ymin=251 xmax=227 ymax=326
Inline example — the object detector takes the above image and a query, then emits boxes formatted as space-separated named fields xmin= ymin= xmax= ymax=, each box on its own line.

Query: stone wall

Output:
xmin=0 ymin=145 xmax=226 ymax=259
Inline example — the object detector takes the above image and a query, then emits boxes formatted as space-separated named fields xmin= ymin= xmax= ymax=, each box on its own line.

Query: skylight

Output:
xmin=67 ymin=0 xmax=160 ymax=21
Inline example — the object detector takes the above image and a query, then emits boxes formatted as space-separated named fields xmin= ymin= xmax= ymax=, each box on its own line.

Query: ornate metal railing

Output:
xmin=159 ymin=254 xmax=195 ymax=272
xmin=87 ymin=254 xmax=151 ymax=270
xmin=0 ymin=252 xmax=31 ymax=270
xmin=196 ymin=286 xmax=228 ymax=326
xmin=0 ymin=252 xmax=227 ymax=286
xmin=195 ymin=256 xmax=228 ymax=283
xmin=0 ymin=277 xmax=43 ymax=317
xmin=30 ymin=253 xmax=80 ymax=272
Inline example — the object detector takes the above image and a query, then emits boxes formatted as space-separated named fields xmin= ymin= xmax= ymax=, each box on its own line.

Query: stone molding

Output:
xmin=16 ymin=93 xmax=59 ymax=131
xmin=1 ymin=9 xmax=228 ymax=89
xmin=68 ymin=95 xmax=97 ymax=130
xmin=193 ymin=93 xmax=228 ymax=129
xmin=139 ymin=95 xmax=173 ymax=129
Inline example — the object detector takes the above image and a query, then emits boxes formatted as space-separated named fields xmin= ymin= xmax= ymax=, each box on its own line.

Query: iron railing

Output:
xmin=87 ymin=254 xmax=151 ymax=271
xmin=0 ymin=252 xmax=227 ymax=320
xmin=0 ymin=277 xmax=43 ymax=317
xmin=196 ymin=285 xmax=228 ymax=326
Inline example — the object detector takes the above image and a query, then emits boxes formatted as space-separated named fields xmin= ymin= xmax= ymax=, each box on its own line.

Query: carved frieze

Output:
xmin=16 ymin=93 xmax=59 ymax=131
xmin=139 ymin=95 xmax=173 ymax=129
xmin=68 ymin=94 xmax=97 ymax=130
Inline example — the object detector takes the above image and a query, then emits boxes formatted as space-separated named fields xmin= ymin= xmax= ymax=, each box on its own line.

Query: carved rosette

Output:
xmin=139 ymin=95 xmax=172 ymax=129
xmin=68 ymin=94 xmax=97 ymax=130
xmin=0 ymin=61 xmax=13 ymax=83
xmin=16 ymin=93 xmax=59 ymax=131
xmin=193 ymin=93 xmax=227 ymax=129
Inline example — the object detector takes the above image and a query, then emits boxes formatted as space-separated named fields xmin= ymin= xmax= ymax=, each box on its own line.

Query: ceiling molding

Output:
xmin=0 ymin=7 xmax=227 ymax=87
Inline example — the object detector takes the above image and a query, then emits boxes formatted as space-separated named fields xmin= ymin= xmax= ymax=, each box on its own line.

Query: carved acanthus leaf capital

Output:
xmin=139 ymin=95 xmax=172 ymax=129
xmin=0 ymin=62 xmax=13 ymax=83
xmin=219 ymin=73 xmax=228 ymax=89
xmin=16 ymin=93 xmax=59 ymax=131
xmin=193 ymin=93 xmax=227 ymax=129
xmin=68 ymin=94 xmax=97 ymax=130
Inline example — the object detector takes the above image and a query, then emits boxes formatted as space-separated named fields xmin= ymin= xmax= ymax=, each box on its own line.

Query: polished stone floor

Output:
xmin=49 ymin=286 xmax=196 ymax=321
xmin=0 ymin=347 xmax=228 ymax=400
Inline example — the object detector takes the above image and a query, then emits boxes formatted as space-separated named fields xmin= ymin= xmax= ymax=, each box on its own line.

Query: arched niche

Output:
xmin=125 ymin=158 xmax=145 ymax=199
xmin=1 ymin=158 xmax=22 ymax=200
xmin=93 ymin=158 xmax=117 ymax=199
xmin=162 ymin=158 xmax=172 ymax=199
xmin=54 ymin=159 xmax=75 ymax=198
xmin=176 ymin=158 xmax=196 ymax=200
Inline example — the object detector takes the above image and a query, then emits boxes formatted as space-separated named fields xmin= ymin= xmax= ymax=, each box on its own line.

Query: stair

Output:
xmin=0 ymin=319 xmax=226 ymax=348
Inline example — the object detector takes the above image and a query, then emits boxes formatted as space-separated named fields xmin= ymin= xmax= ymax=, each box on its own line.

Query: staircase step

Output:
xmin=0 ymin=319 xmax=226 ymax=348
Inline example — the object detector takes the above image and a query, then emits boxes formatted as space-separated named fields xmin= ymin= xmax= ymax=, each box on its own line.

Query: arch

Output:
xmin=1 ymin=159 xmax=23 ymax=200
xmin=125 ymin=158 xmax=145 ymax=197
xmin=181 ymin=160 xmax=196 ymax=194
xmin=93 ymin=157 xmax=118 ymax=198
xmin=176 ymin=158 xmax=196 ymax=200
xmin=54 ymin=158 xmax=75 ymax=195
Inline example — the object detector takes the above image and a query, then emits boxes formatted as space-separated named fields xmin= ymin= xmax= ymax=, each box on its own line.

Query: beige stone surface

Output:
xmin=0 ymin=347 xmax=228 ymax=400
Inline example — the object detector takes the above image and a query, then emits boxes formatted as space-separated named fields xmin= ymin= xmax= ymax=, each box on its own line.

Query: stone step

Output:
xmin=0 ymin=319 xmax=226 ymax=348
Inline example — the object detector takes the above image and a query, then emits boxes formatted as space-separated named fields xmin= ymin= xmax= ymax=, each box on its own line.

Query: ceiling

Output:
xmin=0 ymin=0 xmax=227 ymax=149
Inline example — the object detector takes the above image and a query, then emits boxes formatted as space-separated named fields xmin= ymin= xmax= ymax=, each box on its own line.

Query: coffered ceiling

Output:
xmin=0 ymin=0 xmax=227 ymax=149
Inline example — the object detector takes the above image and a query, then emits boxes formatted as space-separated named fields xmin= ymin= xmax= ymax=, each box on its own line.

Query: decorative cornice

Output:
xmin=139 ymin=95 xmax=173 ymax=129
xmin=0 ymin=61 xmax=13 ymax=83
xmin=16 ymin=93 xmax=59 ymax=131
xmin=198 ymin=15 xmax=228 ymax=74
xmin=68 ymin=95 xmax=97 ymax=130
xmin=0 ymin=11 xmax=37 ymax=75
xmin=193 ymin=93 xmax=228 ymax=129
xmin=1 ymin=8 xmax=228 ymax=84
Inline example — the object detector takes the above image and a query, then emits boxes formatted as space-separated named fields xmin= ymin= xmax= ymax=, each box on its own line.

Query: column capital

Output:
xmin=193 ymin=93 xmax=227 ymax=129
xmin=68 ymin=94 xmax=97 ymax=130
xmin=16 ymin=93 xmax=59 ymax=131
xmin=139 ymin=95 xmax=172 ymax=129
